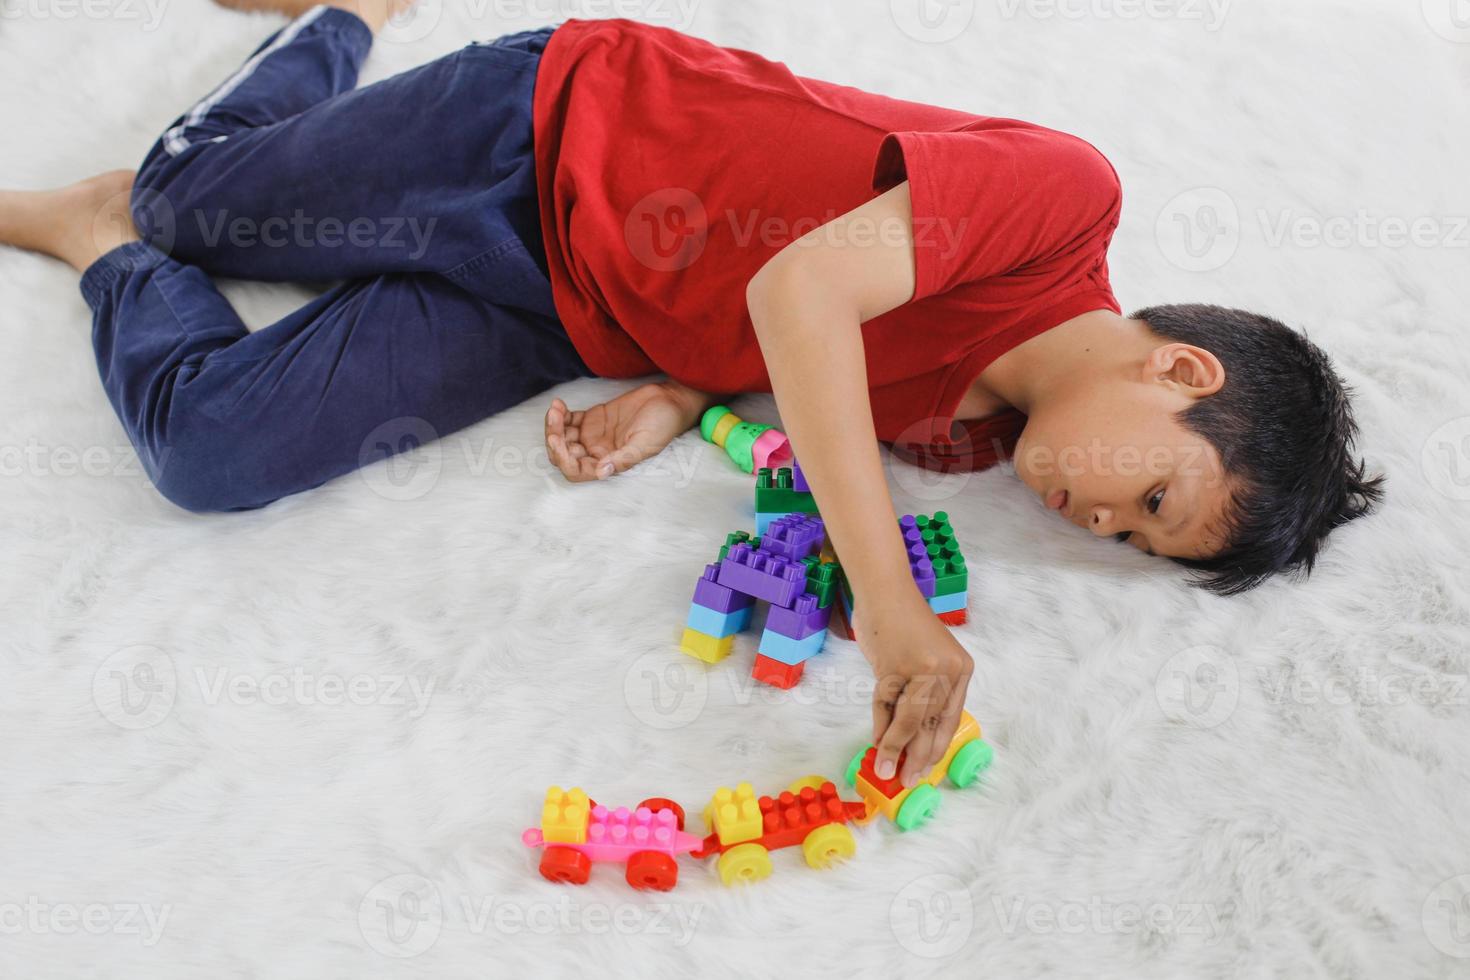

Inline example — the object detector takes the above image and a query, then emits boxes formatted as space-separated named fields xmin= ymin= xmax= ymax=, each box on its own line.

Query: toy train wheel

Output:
xmin=801 ymin=823 xmax=857 ymax=870
xmin=845 ymin=746 xmax=872 ymax=787
xmin=626 ymin=851 xmax=679 ymax=891
xmin=947 ymin=739 xmax=994 ymax=788
xmin=894 ymin=783 xmax=941 ymax=832
xmin=539 ymin=846 xmax=592 ymax=885
xmin=716 ymin=843 xmax=773 ymax=886
xmin=786 ymin=775 xmax=829 ymax=796
xmin=636 ymin=798 xmax=686 ymax=830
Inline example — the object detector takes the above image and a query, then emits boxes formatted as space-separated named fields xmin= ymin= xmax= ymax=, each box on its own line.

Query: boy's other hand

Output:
xmin=544 ymin=381 xmax=709 ymax=482
xmin=857 ymin=592 xmax=975 ymax=788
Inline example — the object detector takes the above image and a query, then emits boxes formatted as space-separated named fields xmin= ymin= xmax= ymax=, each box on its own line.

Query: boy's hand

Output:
xmin=856 ymin=591 xmax=975 ymax=788
xmin=544 ymin=381 xmax=711 ymax=482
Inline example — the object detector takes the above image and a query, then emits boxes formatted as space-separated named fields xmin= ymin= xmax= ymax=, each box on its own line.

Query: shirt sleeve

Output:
xmin=872 ymin=123 xmax=1122 ymax=302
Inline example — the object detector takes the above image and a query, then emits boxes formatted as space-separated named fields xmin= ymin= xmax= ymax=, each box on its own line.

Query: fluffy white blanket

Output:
xmin=3 ymin=0 xmax=1469 ymax=976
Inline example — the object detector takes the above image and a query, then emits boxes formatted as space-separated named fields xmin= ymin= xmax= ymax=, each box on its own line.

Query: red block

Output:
xmin=751 ymin=654 xmax=804 ymax=689
xmin=936 ymin=608 xmax=968 ymax=626
xmin=858 ymin=746 xmax=905 ymax=800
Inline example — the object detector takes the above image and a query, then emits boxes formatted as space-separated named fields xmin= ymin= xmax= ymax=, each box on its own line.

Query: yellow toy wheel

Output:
xmin=716 ymin=842 xmax=773 ymax=886
xmin=786 ymin=775 xmax=830 ymax=795
xmin=800 ymin=823 xmax=857 ymax=869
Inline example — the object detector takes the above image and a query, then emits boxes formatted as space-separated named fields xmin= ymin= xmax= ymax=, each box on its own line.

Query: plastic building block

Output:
xmin=936 ymin=608 xmax=968 ymax=626
xmin=764 ymin=592 xmax=832 ymax=639
xmin=755 ymin=512 xmax=785 ymax=534
xmin=804 ymin=559 xmax=842 ymax=609
xmin=899 ymin=515 xmax=937 ymax=597
xmin=523 ymin=791 xmax=704 ymax=891
xmin=751 ymin=428 xmax=792 ymax=472
xmin=755 ymin=467 xmax=819 ymax=516
xmin=692 ymin=563 xmax=757 ymax=614
xmin=717 ymin=530 xmax=758 ymax=563
xmin=791 ymin=458 xmax=810 ymax=493
xmin=701 ymin=406 xmax=790 ymax=474
xmin=751 ymin=654 xmax=804 ymax=689
xmin=685 ymin=602 xmax=754 ymax=638
xmin=759 ymin=514 xmax=825 ymax=562
xmin=694 ymin=779 xmax=868 ymax=885
xmin=716 ymin=543 xmax=808 ymax=608
xmin=679 ymin=628 xmax=735 ymax=664
xmin=540 ymin=787 xmax=591 ymax=844
xmin=910 ymin=512 xmax=967 ymax=596
xmin=927 ymin=591 xmax=967 ymax=615
xmin=846 ymin=711 xmax=991 ymax=827
xmin=756 ymin=627 xmax=827 ymax=666
xmin=703 ymin=783 xmax=764 ymax=847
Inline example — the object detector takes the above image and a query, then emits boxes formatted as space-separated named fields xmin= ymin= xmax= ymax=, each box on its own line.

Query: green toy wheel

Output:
xmin=700 ymin=405 xmax=732 ymax=443
xmin=894 ymin=783 xmax=941 ymax=831
xmin=947 ymin=739 xmax=994 ymax=789
xmin=846 ymin=746 xmax=872 ymax=787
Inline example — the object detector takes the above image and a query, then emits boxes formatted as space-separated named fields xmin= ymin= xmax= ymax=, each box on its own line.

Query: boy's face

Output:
xmin=1010 ymin=344 xmax=1235 ymax=560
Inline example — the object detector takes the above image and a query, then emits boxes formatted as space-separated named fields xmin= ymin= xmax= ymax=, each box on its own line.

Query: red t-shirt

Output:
xmin=532 ymin=19 xmax=1122 ymax=472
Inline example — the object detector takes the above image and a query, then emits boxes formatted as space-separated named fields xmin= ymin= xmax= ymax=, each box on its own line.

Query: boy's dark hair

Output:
xmin=1131 ymin=303 xmax=1384 ymax=596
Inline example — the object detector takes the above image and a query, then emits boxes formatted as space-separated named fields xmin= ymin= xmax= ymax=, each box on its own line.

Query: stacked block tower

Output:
xmin=679 ymin=514 xmax=843 ymax=690
xmin=680 ymin=460 xmax=971 ymax=687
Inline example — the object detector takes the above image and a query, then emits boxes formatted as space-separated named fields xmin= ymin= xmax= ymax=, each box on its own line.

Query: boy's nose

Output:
xmin=1088 ymin=505 xmax=1117 ymax=535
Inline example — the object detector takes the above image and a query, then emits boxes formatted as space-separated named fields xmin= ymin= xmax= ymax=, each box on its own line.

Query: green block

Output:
xmin=716 ymin=530 xmax=760 ymax=562
xmin=754 ymin=467 xmax=818 ymax=515
xmin=802 ymin=558 xmax=842 ymax=609
xmin=914 ymin=512 xmax=968 ymax=596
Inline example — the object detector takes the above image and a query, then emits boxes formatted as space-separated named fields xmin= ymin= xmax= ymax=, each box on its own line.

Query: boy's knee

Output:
xmin=146 ymin=428 xmax=270 ymax=514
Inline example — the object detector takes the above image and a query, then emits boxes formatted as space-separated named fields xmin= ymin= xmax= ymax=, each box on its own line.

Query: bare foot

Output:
xmin=0 ymin=170 xmax=139 ymax=273
xmin=213 ymin=0 xmax=417 ymax=33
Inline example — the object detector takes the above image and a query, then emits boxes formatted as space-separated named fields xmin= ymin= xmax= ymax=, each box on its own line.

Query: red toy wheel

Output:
xmin=637 ymin=797 xmax=686 ymax=830
xmin=539 ymin=846 xmax=592 ymax=885
xmin=626 ymin=851 xmax=680 ymax=891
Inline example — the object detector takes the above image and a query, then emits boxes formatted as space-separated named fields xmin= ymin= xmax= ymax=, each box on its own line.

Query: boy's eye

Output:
xmin=1147 ymin=489 xmax=1166 ymax=515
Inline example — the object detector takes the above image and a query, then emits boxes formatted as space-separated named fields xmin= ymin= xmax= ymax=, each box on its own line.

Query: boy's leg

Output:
xmin=82 ymin=243 xmax=590 ymax=512
xmin=136 ymin=9 xmax=553 ymax=306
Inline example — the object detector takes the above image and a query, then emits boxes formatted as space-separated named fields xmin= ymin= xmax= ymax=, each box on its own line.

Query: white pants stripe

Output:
xmin=162 ymin=5 xmax=330 ymax=157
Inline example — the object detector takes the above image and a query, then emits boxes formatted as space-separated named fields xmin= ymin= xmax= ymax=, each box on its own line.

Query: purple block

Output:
xmin=716 ymin=543 xmax=808 ymax=608
xmin=900 ymin=516 xmax=936 ymax=597
xmin=759 ymin=514 xmax=825 ymax=562
xmin=692 ymin=563 xmax=756 ymax=614
xmin=764 ymin=592 xmax=833 ymax=639
xmin=791 ymin=459 xmax=810 ymax=493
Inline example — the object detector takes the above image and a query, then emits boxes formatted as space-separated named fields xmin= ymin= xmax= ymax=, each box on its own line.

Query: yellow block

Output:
xmin=679 ymin=628 xmax=734 ymax=664
xmin=703 ymin=782 xmax=763 ymax=847
xmin=541 ymin=786 xmax=590 ymax=844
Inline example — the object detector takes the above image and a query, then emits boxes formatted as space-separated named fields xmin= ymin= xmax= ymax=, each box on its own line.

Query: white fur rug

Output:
xmin=3 ymin=1 xmax=1469 ymax=976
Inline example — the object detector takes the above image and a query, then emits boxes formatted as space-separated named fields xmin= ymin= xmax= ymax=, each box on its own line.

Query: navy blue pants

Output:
xmin=80 ymin=10 xmax=592 ymax=512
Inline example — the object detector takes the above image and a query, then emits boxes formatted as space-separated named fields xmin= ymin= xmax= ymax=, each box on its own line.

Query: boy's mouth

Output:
xmin=1045 ymin=488 xmax=1070 ymax=515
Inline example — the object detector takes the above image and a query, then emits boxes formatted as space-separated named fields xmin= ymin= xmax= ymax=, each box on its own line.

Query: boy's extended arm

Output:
xmin=746 ymin=183 xmax=975 ymax=788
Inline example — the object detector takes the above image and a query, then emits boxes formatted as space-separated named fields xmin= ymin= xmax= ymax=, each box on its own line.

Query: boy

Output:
xmin=0 ymin=3 xmax=1381 ymax=787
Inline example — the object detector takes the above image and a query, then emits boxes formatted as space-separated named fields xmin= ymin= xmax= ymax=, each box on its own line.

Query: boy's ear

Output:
xmin=1144 ymin=343 xmax=1225 ymax=398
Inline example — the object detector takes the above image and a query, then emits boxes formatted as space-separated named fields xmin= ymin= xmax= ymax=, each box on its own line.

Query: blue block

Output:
xmin=686 ymin=602 xmax=754 ymax=638
xmin=928 ymin=591 xmax=967 ymax=614
xmin=758 ymin=511 xmax=793 ymax=531
xmin=756 ymin=627 xmax=827 ymax=665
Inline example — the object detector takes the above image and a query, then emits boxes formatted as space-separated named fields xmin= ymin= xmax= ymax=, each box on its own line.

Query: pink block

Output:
xmin=522 ymin=805 xmax=703 ymax=862
xmin=751 ymin=428 xmax=791 ymax=472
